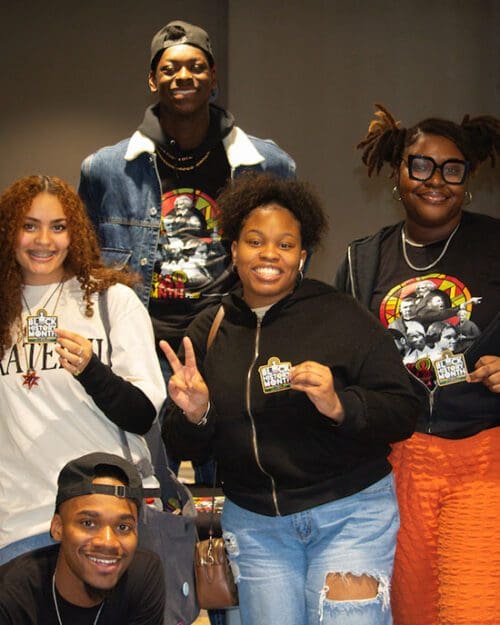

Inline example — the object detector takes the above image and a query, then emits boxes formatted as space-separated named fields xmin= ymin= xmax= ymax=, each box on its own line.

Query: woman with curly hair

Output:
xmin=0 ymin=175 xmax=165 ymax=564
xmin=335 ymin=106 xmax=500 ymax=625
xmin=161 ymin=173 xmax=419 ymax=625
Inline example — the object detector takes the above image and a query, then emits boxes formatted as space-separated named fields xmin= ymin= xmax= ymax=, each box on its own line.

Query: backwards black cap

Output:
xmin=150 ymin=20 xmax=214 ymax=69
xmin=55 ymin=452 xmax=143 ymax=511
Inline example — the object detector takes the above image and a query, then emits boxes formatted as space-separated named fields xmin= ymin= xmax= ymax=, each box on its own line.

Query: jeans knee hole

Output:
xmin=324 ymin=572 xmax=383 ymax=602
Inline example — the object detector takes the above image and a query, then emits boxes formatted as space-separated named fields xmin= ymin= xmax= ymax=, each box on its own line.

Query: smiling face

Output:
xmin=398 ymin=133 xmax=467 ymax=240
xmin=50 ymin=477 xmax=138 ymax=607
xmin=149 ymin=44 xmax=216 ymax=117
xmin=231 ymin=204 xmax=307 ymax=309
xmin=15 ymin=192 xmax=70 ymax=285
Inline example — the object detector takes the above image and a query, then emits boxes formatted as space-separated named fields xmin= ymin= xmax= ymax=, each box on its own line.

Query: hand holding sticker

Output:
xmin=467 ymin=355 xmax=500 ymax=393
xmin=290 ymin=360 xmax=345 ymax=424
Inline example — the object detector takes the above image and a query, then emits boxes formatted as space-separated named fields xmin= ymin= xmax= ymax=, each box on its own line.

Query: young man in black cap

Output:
xmin=0 ymin=453 xmax=165 ymax=625
xmin=78 ymin=20 xmax=295 ymax=476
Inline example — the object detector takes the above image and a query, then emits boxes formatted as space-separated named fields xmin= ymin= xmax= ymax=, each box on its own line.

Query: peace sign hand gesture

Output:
xmin=160 ymin=337 xmax=210 ymax=424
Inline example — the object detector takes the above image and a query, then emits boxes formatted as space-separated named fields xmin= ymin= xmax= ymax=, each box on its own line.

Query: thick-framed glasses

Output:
xmin=405 ymin=155 xmax=470 ymax=185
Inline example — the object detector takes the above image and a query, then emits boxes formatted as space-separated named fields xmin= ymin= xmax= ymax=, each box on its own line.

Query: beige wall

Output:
xmin=1 ymin=0 xmax=498 ymax=282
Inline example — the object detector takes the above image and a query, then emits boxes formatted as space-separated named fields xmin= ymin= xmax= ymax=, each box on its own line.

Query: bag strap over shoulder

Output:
xmin=207 ymin=305 xmax=225 ymax=352
xmin=98 ymin=290 xmax=112 ymax=364
xmin=98 ymin=290 xmax=165 ymax=500
xmin=203 ymin=305 xmax=225 ymax=532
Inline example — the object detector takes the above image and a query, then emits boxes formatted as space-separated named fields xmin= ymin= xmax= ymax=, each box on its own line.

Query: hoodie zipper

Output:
xmin=246 ymin=317 xmax=281 ymax=516
xmin=347 ymin=244 xmax=358 ymax=300
xmin=427 ymin=388 xmax=436 ymax=433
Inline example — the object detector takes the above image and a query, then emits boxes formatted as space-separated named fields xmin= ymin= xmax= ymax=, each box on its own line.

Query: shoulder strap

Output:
xmin=206 ymin=305 xmax=225 ymax=352
xmin=98 ymin=290 xmax=158 ymax=487
xmin=205 ymin=305 xmax=224 ymax=512
xmin=98 ymin=290 xmax=112 ymax=364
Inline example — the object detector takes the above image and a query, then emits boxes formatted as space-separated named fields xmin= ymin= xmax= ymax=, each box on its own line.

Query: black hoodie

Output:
xmin=163 ymin=279 xmax=419 ymax=516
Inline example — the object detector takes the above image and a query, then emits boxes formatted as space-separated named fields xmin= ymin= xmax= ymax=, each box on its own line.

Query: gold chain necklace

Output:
xmin=19 ymin=280 xmax=65 ymax=389
xmin=156 ymin=144 xmax=211 ymax=171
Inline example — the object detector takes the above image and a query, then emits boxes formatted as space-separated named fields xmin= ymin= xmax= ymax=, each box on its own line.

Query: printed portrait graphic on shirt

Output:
xmin=150 ymin=188 xmax=226 ymax=300
xmin=379 ymin=273 xmax=482 ymax=389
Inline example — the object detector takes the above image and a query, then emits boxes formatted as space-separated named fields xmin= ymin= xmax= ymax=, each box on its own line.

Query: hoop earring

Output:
xmin=464 ymin=190 xmax=472 ymax=205
xmin=297 ymin=269 xmax=304 ymax=283
xmin=392 ymin=186 xmax=402 ymax=201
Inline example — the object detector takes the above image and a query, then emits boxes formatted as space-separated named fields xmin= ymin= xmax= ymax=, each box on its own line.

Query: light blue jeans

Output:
xmin=0 ymin=532 xmax=55 ymax=566
xmin=221 ymin=474 xmax=398 ymax=625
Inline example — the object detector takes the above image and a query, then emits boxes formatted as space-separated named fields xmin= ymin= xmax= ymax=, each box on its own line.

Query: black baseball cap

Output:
xmin=150 ymin=20 xmax=214 ymax=69
xmin=55 ymin=452 xmax=143 ymax=511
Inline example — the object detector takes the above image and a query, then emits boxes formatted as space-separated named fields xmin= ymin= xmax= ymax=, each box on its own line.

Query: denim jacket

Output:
xmin=79 ymin=126 xmax=296 ymax=305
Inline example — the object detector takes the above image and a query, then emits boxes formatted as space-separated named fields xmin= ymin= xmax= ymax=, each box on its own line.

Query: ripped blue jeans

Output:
xmin=221 ymin=473 xmax=398 ymax=625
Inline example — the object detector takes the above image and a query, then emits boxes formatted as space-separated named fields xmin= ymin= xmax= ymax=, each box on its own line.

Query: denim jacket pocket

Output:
xmin=101 ymin=247 xmax=133 ymax=270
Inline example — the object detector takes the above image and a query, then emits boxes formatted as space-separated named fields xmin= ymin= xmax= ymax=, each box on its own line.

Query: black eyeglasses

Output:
xmin=404 ymin=155 xmax=470 ymax=185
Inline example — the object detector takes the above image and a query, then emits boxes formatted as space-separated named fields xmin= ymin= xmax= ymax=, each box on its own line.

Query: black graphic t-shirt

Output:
xmin=369 ymin=218 xmax=500 ymax=391
xmin=149 ymin=141 xmax=237 ymax=351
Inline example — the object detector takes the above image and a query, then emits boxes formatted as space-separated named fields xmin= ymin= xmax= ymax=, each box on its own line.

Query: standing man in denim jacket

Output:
xmin=78 ymin=20 xmax=295 ymax=481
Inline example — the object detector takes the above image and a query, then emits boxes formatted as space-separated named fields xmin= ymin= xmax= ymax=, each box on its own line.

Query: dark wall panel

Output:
xmin=228 ymin=0 xmax=500 ymax=281
xmin=1 ymin=1 xmax=498 ymax=283
xmin=0 ymin=1 xmax=228 ymax=189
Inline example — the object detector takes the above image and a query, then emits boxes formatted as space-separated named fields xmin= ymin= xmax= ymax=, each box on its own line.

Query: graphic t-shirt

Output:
xmin=148 ymin=141 xmax=237 ymax=351
xmin=151 ymin=186 xmax=227 ymax=300
xmin=369 ymin=219 xmax=500 ymax=391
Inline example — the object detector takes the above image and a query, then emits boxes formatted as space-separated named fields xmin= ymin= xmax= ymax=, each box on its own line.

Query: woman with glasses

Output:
xmin=335 ymin=105 xmax=500 ymax=625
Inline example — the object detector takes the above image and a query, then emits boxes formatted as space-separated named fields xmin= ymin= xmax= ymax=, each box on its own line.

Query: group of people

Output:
xmin=0 ymin=17 xmax=498 ymax=625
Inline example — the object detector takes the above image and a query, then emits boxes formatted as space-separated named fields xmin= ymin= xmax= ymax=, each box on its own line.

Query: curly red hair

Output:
xmin=0 ymin=175 xmax=139 ymax=359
